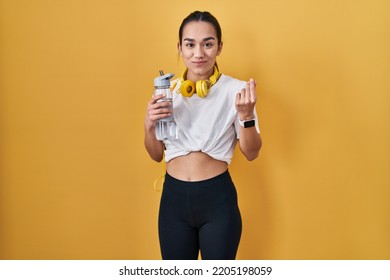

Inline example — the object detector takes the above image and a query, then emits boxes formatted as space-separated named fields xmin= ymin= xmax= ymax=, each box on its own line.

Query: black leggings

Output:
xmin=158 ymin=170 xmax=242 ymax=260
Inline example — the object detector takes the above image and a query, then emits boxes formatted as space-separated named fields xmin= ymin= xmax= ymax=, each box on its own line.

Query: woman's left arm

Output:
xmin=235 ymin=79 xmax=262 ymax=161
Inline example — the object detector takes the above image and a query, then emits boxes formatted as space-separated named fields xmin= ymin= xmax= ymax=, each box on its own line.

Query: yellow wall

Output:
xmin=0 ymin=0 xmax=389 ymax=259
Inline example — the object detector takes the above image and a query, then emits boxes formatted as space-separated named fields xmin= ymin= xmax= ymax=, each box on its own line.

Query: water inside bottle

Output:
xmin=155 ymin=97 xmax=178 ymax=140
xmin=156 ymin=120 xmax=178 ymax=140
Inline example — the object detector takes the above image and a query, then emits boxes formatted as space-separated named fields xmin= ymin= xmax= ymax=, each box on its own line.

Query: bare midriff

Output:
xmin=166 ymin=152 xmax=228 ymax=182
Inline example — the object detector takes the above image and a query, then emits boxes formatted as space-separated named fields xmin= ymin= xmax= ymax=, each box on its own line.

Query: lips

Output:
xmin=192 ymin=61 xmax=207 ymax=66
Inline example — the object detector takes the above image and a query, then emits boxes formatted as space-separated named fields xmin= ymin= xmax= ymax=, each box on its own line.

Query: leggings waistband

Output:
xmin=164 ymin=170 xmax=232 ymax=189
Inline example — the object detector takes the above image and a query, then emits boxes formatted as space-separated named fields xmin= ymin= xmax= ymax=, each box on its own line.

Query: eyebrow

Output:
xmin=183 ymin=37 xmax=216 ymax=42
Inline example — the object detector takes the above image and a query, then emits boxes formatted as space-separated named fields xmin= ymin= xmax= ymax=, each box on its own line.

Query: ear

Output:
xmin=217 ymin=42 xmax=223 ymax=56
xmin=177 ymin=42 xmax=183 ymax=56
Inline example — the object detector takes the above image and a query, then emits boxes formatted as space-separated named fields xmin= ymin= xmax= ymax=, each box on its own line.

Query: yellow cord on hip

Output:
xmin=153 ymin=157 xmax=166 ymax=192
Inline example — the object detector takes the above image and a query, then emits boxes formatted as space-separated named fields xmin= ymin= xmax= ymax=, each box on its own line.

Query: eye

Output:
xmin=185 ymin=43 xmax=195 ymax=48
xmin=204 ymin=42 xmax=214 ymax=48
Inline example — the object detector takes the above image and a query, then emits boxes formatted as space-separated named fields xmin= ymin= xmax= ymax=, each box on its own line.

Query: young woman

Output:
xmin=144 ymin=11 xmax=262 ymax=260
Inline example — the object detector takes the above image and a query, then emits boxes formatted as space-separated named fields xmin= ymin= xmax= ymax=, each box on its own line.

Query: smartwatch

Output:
xmin=239 ymin=118 xmax=256 ymax=128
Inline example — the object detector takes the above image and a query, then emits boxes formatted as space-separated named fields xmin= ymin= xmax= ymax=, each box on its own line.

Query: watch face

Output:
xmin=244 ymin=120 xmax=255 ymax=128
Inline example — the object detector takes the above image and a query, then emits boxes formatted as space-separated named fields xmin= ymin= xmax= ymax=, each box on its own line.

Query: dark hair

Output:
xmin=178 ymin=11 xmax=222 ymax=46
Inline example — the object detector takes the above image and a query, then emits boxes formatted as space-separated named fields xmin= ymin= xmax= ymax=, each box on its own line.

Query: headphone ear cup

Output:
xmin=196 ymin=80 xmax=209 ymax=98
xmin=179 ymin=80 xmax=196 ymax=97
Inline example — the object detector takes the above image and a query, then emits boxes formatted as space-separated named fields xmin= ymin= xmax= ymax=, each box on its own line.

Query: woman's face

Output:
xmin=178 ymin=21 xmax=222 ymax=82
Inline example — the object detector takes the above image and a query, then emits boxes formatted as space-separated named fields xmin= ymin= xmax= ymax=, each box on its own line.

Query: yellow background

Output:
xmin=0 ymin=0 xmax=389 ymax=259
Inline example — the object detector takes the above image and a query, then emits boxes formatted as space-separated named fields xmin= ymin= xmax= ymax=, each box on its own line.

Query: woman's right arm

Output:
xmin=144 ymin=94 xmax=172 ymax=162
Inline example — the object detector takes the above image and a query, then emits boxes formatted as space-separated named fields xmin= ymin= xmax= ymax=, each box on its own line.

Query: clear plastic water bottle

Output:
xmin=154 ymin=71 xmax=178 ymax=140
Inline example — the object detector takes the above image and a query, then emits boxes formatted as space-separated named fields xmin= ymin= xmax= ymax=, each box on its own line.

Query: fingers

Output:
xmin=236 ymin=79 xmax=257 ymax=104
xmin=249 ymin=78 xmax=257 ymax=102
xmin=147 ymin=94 xmax=172 ymax=122
xmin=235 ymin=78 xmax=257 ymax=119
xmin=152 ymin=93 xmax=167 ymax=103
xmin=245 ymin=78 xmax=256 ymax=103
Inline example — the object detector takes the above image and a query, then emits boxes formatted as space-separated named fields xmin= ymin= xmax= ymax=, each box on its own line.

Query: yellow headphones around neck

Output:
xmin=178 ymin=66 xmax=220 ymax=98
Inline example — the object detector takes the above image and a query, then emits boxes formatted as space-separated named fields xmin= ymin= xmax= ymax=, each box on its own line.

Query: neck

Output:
xmin=186 ymin=67 xmax=215 ymax=82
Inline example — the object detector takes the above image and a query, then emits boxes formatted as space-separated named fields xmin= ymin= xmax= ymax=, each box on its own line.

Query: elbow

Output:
xmin=243 ymin=138 xmax=262 ymax=161
xmin=154 ymin=157 xmax=164 ymax=163
xmin=144 ymin=139 xmax=164 ymax=162
xmin=145 ymin=147 xmax=164 ymax=162
xmin=150 ymin=154 xmax=164 ymax=163
xmin=245 ymin=151 xmax=259 ymax=161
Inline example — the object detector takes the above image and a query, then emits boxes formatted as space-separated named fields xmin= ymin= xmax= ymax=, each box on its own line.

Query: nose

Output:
xmin=194 ymin=45 xmax=204 ymax=58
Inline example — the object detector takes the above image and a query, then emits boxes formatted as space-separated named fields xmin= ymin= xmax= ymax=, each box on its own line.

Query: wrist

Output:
xmin=239 ymin=114 xmax=256 ymax=121
xmin=239 ymin=115 xmax=256 ymax=128
xmin=144 ymin=118 xmax=156 ymax=131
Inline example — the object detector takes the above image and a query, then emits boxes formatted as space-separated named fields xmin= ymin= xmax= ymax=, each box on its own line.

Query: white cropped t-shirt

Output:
xmin=163 ymin=74 xmax=260 ymax=164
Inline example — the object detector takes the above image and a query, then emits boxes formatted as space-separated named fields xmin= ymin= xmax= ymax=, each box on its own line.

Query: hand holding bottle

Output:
xmin=146 ymin=93 xmax=173 ymax=125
